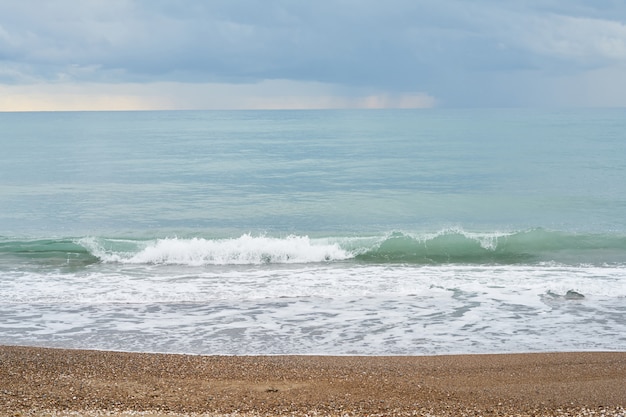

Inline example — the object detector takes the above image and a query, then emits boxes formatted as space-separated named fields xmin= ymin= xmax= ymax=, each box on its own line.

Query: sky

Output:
xmin=1 ymin=0 xmax=626 ymax=111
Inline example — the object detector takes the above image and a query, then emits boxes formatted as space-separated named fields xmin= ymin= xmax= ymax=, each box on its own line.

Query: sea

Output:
xmin=1 ymin=108 xmax=625 ymax=355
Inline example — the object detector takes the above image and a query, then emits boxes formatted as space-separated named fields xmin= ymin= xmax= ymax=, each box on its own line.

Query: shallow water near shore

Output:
xmin=1 ymin=109 xmax=625 ymax=354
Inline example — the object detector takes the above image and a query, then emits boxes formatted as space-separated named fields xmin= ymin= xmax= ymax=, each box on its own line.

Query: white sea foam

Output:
xmin=3 ymin=263 xmax=625 ymax=304
xmin=2 ymin=260 xmax=625 ymax=354
xmin=80 ymin=234 xmax=352 ymax=265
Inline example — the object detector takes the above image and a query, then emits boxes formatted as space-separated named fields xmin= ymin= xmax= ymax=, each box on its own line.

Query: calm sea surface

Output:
xmin=1 ymin=109 xmax=625 ymax=354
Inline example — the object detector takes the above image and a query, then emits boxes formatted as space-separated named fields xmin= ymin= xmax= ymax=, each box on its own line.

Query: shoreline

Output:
xmin=1 ymin=346 xmax=625 ymax=416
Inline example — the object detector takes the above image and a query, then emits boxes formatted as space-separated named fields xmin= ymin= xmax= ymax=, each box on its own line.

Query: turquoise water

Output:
xmin=1 ymin=109 xmax=625 ymax=354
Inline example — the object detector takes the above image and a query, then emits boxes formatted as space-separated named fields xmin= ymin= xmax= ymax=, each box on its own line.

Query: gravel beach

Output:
xmin=1 ymin=346 xmax=624 ymax=417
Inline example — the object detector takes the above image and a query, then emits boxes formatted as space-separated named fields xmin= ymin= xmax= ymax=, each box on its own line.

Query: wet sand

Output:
xmin=1 ymin=346 xmax=624 ymax=416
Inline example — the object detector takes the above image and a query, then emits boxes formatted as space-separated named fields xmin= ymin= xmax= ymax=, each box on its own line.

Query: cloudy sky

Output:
xmin=1 ymin=0 xmax=626 ymax=111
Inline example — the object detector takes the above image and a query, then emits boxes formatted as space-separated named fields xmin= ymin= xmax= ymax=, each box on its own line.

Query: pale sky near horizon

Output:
xmin=1 ymin=0 xmax=626 ymax=111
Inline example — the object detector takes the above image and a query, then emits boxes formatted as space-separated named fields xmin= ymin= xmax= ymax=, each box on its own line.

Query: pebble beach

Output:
xmin=1 ymin=346 xmax=624 ymax=417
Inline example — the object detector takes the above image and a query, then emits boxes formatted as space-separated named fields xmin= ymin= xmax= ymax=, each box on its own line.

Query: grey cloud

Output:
xmin=1 ymin=0 xmax=626 ymax=106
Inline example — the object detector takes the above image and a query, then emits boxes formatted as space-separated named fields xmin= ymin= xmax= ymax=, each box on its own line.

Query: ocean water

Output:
xmin=1 ymin=108 xmax=625 ymax=355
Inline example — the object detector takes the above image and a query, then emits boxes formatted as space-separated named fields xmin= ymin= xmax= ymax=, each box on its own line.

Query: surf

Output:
xmin=77 ymin=234 xmax=352 ymax=266
xmin=3 ymin=228 xmax=625 ymax=267
xmin=353 ymin=228 xmax=626 ymax=265
xmin=74 ymin=228 xmax=626 ymax=266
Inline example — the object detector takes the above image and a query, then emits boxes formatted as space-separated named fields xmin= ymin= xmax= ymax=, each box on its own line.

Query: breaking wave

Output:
xmin=2 ymin=228 xmax=625 ymax=266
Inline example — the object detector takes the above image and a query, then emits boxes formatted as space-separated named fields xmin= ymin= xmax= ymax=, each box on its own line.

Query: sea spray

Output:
xmin=79 ymin=234 xmax=351 ymax=265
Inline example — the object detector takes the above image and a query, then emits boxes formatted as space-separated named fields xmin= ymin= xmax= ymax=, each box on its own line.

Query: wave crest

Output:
xmin=79 ymin=234 xmax=351 ymax=265
xmin=356 ymin=228 xmax=626 ymax=264
xmin=4 ymin=228 xmax=624 ymax=267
